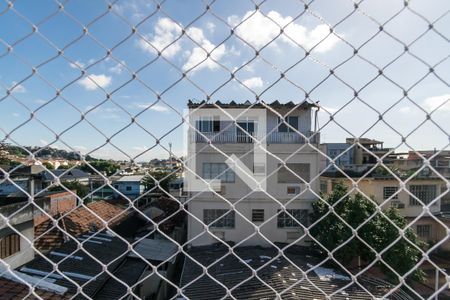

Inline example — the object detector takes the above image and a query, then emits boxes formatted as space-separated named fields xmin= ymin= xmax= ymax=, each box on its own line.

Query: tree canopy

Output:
xmin=310 ymin=182 xmax=425 ymax=282
xmin=142 ymin=171 xmax=177 ymax=194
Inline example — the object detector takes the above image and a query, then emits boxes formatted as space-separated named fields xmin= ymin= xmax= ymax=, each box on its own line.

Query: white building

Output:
xmin=185 ymin=100 xmax=320 ymax=246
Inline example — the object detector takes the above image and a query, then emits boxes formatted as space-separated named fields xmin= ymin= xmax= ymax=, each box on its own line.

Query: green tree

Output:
xmin=48 ymin=180 xmax=89 ymax=199
xmin=57 ymin=163 xmax=76 ymax=170
xmin=142 ymin=171 xmax=177 ymax=194
xmin=310 ymin=182 xmax=425 ymax=282
xmin=42 ymin=161 xmax=54 ymax=170
xmin=81 ymin=160 xmax=119 ymax=176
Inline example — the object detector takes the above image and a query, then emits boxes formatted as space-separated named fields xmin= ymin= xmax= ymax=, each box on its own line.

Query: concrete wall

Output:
xmin=187 ymin=199 xmax=310 ymax=246
xmin=34 ymin=191 xmax=77 ymax=226
xmin=0 ymin=220 xmax=35 ymax=269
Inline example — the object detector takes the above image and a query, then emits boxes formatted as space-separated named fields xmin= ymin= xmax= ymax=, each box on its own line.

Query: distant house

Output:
xmin=41 ymin=169 xmax=90 ymax=186
xmin=113 ymin=175 xmax=145 ymax=199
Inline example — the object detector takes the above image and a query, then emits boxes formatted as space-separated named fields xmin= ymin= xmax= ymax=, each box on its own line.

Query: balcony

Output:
xmin=191 ymin=131 xmax=320 ymax=144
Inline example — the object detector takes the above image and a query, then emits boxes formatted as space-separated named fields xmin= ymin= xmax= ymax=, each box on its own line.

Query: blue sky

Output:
xmin=0 ymin=0 xmax=449 ymax=161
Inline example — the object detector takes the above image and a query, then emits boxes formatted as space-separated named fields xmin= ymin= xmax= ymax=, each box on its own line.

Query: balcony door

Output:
xmin=236 ymin=121 xmax=254 ymax=143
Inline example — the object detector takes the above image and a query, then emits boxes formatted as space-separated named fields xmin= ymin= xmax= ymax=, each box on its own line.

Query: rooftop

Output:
xmin=35 ymin=200 xmax=128 ymax=252
xmin=0 ymin=277 xmax=72 ymax=300
xmin=115 ymin=175 xmax=145 ymax=182
xmin=187 ymin=100 xmax=318 ymax=109
xmin=20 ymin=230 xmax=148 ymax=299
xmin=180 ymin=244 xmax=409 ymax=300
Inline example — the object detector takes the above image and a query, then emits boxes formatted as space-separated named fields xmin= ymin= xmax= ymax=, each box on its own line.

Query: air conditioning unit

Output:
xmin=391 ymin=201 xmax=405 ymax=209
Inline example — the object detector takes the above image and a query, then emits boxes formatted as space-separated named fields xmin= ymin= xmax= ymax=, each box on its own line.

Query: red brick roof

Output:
xmin=0 ymin=278 xmax=71 ymax=300
xmin=35 ymin=200 xmax=127 ymax=252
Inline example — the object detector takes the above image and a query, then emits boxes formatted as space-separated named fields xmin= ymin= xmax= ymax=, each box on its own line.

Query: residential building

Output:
xmin=113 ymin=175 xmax=145 ymax=199
xmin=41 ymin=168 xmax=90 ymax=186
xmin=0 ymin=198 xmax=36 ymax=269
xmin=320 ymin=170 xmax=449 ymax=250
xmin=186 ymin=100 xmax=320 ymax=246
xmin=320 ymin=138 xmax=395 ymax=173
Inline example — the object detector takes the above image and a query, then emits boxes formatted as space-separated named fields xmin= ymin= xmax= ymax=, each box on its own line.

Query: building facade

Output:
xmin=186 ymin=100 xmax=320 ymax=246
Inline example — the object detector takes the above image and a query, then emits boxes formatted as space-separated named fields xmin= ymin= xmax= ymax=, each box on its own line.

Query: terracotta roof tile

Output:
xmin=35 ymin=200 xmax=127 ymax=252
xmin=0 ymin=278 xmax=71 ymax=300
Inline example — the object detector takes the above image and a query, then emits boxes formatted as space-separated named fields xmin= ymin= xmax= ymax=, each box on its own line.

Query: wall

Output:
xmin=0 ymin=220 xmax=35 ymax=269
xmin=113 ymin=182 xmax=144 ymax=198
xmin=34 ymin=191 xmax=77 ymax=226
xmin=188 ymin=199 xmax=311 ymax=246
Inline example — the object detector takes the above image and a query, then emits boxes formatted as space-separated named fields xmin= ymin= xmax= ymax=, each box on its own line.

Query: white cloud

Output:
xmin=132 ymin=102 xmax=169 ymax=112
xmin=34 ymin=99 xmax=47 ymax=104
xmin=229 ymin=11 xmax=339 ymax=52
xmin=73 ymin=145 xmax=87 ymax=151
xmin=206 ymin=21 xmax=216 ymax=33
xmin=422 ymin=94 xmax=450 ymax=112
xmin=399 ymin=106 xmax=412 ymax=114
xmin=137 ymin=18 xmax=182 ymax=58
xmin=182 ymin=27 xmax=227 ymax=72
xmin=69 ymin=60 xmax=85 ymax=69
xmin=78 ymin=74 xmax=112 ymax=91
xmin=132 ymin=146 xmax=148 ymax=151
xmin=320 ymin=106 xmax=338 ymax=114
xmin=12 ymin=113 xmax=19 ymax=117
xmin=109 ymin=62 xmax=124 ymax=74
xmin=10 ymin=81 xmax=26 ymax=93
xmin=242 ymin=77 xmax=263 ymax=89
xmin=150 ymin=104 xmax=169 ymax=112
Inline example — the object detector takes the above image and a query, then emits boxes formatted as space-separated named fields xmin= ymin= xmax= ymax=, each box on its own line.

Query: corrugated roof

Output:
xmin=23 ymin=230 xmax=147 ymax=299
xmin=129 ymin=238 xmax=178 ymax=263
xmin=187 ymin=100 xmax=318 ymax=109
xmin=115 ymin=175 xmax=145 ymax=182
xmin=180 ymin=244 xmax=397 ymax=300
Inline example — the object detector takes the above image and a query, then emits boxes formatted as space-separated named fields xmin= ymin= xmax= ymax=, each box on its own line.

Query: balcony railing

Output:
xmin=191 ymin=131 xmax=320 ymax=144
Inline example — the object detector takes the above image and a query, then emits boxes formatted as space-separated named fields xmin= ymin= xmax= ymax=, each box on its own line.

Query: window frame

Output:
xmin=202 ymin=163 xmax=235 ymax=183
xmin=277 ymin=116 xmax=299 ymax=133
xmin=203 ymin=209 xmax=235 ymax=228
xmin=277 ymin=209 xmax=308 ymax=228
xmin=409 ymin=185 xmax=437 ymax=206
xmin=416 ymin=224 xmax=431 ymax=238
xmin=0 ymin=233 xmax=20 ymax=259
xmin=383 ymin=186 xmax=399 ymax=200
xmin=251 ymin=209 xmax=265 ymax=222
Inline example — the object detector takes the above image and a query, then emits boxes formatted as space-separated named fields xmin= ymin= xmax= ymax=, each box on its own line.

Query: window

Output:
xmin=416 ymin=225 xmax=431 ymax=238
xmin=236 ymin=120 xmax=255 ymax=143
xmin=277 ymin=163 xmax=310 ymax=183
xmin=203 ymin=163 xmax=235 ymax=183
xmin=196 ymin=117 xmax=220 ymax=132
xmin=409 ymin=185 xmax=437 ymax=205
xmin=278 ymin=116 xmax=299 ymax=132
xmin=252 ymin=209 xmax=265 ymax=222
xmin=287 ymin=186 xmax=300 ymax=195
xmin=0 ymin=233 xmax=20 ymax=259
xmin=203 ymin=209 xmax=235 ymax=228
xmin=277 ymin=209 xmax=308 ymax=228
xmin=383 ymin=186 xmax=398 ymax=200
xmin=320 ymin=180 xmax=328 ymax=194
xmin=126 ymin=186 xmax=132 ymax=191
